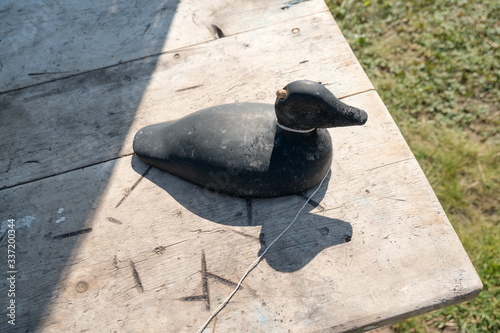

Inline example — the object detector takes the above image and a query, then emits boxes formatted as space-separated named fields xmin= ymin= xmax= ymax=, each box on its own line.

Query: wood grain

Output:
xmin=0 ymin=11 xmax=372 ymax=189
xmin=0 ymin=0 xmax=326 ymax=92
xmin=0 ymin=91 xmax=481 ymax=332
xmin=0 ymin=0 xmax=481 ymax=331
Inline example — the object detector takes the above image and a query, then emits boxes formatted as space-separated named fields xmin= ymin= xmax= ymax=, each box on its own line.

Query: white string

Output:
xmin=196 ymin=169 xmax=331 ymax=333
xmin=276 ymin=122 xmax=315 ymax=133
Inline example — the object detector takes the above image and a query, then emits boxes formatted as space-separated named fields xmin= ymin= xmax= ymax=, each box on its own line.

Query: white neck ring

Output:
xmin=276 ymin=122 xmax=315 ymax=133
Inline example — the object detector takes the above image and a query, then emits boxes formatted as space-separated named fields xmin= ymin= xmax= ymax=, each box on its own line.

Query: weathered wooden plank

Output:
xmin=0 ymin=0 xmax=327 ymax=92
xmin=0 ymin=91 xmax=481 ymax=332
xmin=0 ymin=11 xmax=373 ymax=189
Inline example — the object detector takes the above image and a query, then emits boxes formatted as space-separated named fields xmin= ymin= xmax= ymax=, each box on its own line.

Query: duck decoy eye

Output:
xmin=276 ymin=89 xmax=287 ymax=99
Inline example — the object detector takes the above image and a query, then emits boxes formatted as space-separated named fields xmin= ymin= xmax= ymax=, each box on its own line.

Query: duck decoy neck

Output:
xmin=274 ymin=80 xmax=368 ymax=132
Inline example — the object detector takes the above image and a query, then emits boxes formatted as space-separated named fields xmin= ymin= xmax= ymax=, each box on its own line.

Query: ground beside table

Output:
xmin=0 ymin=0 xmax=481 ymax=332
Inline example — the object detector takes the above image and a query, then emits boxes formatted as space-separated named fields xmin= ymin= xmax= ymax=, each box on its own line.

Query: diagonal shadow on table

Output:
xmin=0 ymin=0 xmax=179 ymax=331
xmin=131 ymin=156 xmax=352 ymax=273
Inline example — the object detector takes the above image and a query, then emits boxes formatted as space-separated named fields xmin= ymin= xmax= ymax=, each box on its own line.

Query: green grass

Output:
xmin=325 ymin=0 xmax=499 ymax=332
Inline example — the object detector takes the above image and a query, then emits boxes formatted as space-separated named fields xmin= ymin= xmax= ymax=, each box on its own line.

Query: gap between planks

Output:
xmin=0 ymin=153 xmax=133 ymax=191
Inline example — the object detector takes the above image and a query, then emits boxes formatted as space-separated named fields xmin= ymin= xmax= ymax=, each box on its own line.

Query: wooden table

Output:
xmin=0 ymin=0 xmax=482 ymax=332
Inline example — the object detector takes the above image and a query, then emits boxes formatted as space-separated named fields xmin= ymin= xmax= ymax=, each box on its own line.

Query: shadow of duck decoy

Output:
xmin=131 ymin=155 xmax=352 ymax=273
xmin=133 ymin=80 xmax=367 ymax=198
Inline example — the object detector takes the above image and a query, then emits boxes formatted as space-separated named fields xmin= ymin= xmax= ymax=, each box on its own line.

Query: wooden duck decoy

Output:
xmin=133 ymin=80 xmax=368 ymax=198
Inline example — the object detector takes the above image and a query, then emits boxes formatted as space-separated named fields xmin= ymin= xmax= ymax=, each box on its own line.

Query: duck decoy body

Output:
xmin=133 ymin=80 xmax=368 ymax=198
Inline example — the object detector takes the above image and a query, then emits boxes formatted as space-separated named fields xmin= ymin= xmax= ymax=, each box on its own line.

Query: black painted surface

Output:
xmin=133 ymin=80 xmax=367 ymax=197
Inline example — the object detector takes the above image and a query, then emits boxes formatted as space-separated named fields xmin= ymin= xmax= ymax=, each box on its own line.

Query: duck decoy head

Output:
xmin=274 ymin=80 xmax=368 ymax=131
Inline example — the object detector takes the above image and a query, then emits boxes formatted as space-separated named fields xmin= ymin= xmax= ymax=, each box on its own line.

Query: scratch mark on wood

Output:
xmin=206 ymin=272 xmax=238 ymax=287
xmin=214 ymin=68 xmax=262 ymax=97
xmin=181 ymin=295 xmax=207 ymax=302
xmin=229 ymin=229 xmax=259 ymax=241
xmin=172 ymin=209 xmax=183 ymax=217
xmin=288 ymin=234 xmax=303 ymax=246
xmin=157 ymin=5 xmax=173 ymax=14
xmin=115 ymin=166 xmax=152 ymax=208
xmin=28 ymin=71 xmax=76 ymax=76
xmin=180 ymin=250 xmax=240 ymax=310
xmin=143 ymin=23 xmax=151 ymax=36
xmin=380 ymin=197 xmax=407 ymax=202
xmin=23 ymin=160 xmax=41 ymax=165
xmin=367 ymin=158 xmax=413 ymax=171
xmin=53 ymin=228 xmax=92 ymax=239
xmin=298 ymin=193 xmax=324 ymax=211
xmin=4 ymin=159 xmax=12 ymax=173
xmin=191 ymin=229 xmax=225 ymax=234
xmin=246 ymin=198 xmax=253 ymax=225
xmin=167 ymin=239 xmax=189 ymax=248
xmin=107 ymin=217 xmax=122 ymax=224
xmin=152 ymin=239 xmax=188 ymax=255
xmin=221 ymin=83 xmax=245 ymax=95
xmin=130 ymin=260 xmax=144 ymax=293
xmin=181 ymin=250 xmax=211 ymax=310
xmin=284 ymin=68 xmax=301 ymax=75
xmin=175 ymin=84 xmax=204 ymax=92
xmin=299 ymin=60 xmax=309 ymax=64
xmin=112 ymin=255 xmax=119 ymax=269
xmin=281 ymin=0 xmax=311 ymax=10
xmin=154 ymin=246 xmax=166 ymax=255
xmin=201 ymin=250 xmax=210 ymax=309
